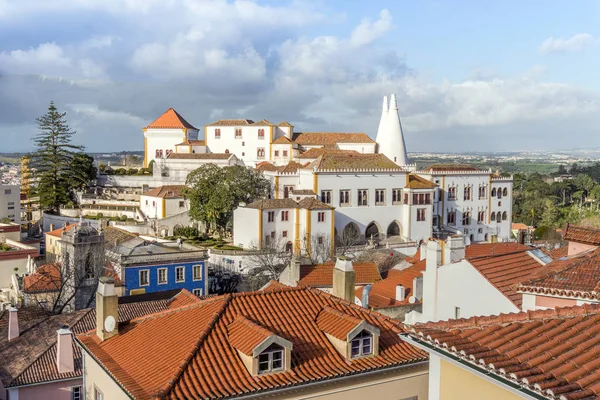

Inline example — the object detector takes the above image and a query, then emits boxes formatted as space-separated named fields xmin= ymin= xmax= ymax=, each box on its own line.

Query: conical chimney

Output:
xmin=375 ymin=95 xmax=389 ymax=142
xmin=375 ymin=93 xmax=409 ymax=166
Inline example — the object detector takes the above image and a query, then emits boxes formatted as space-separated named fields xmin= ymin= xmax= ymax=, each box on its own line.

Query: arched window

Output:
xmin=285 ymin=241 xmax=293 ymax=252
xmin=497 ymin=212 xmax=502 ymax=223
xmin=484 ymin=233 xmax=489 ymax=242
xmin=503 ymin=188 xmax=508 ymax=197
xmin=470 ymin=234 xmax=474 ymax=243
xmin=491 ymin=188 xmax=497 ymax=197
xmin=491 ymin=212 xmax=496 ymax=221
xmin=502 ymin=211 xmax=508 ymax=221
xmin=215 ymin=129 xmax=221 ymax=138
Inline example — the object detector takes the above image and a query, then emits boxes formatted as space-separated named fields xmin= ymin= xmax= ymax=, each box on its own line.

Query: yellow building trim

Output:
xmin=289 ymin=144 xmax=293 ymax=160
xmin=144 ymin=137 xmax=148 ymax=168
xmin=294 ymin=208 xmax=300 ymax=255
xmin=488 ymin=175 xmax=493 ymax=223
xmin=204 ymin=125 xmax=208 ymax=146
xmin=305 ymin=210 xmax=312 ymax=255
xmin=330 ymin=211 xmax=335 ymax=256
xmin=188 ymin=145 xmax=192 ymax=153
xmin=258 ymin=209 xmax=263 ymax=248
xmin=274 ymin=176 xmax=280 ymax=199
xmin=162 ymin=198 xmax=166 ymax=218
xmin=313 ymin=173 xmax=318 ymax=195
xmin=269 ymin=126 xmax=274 ymax=160
xmin=182 ymin=128 xmax=187 ymax=140
xmin=441 ymin=175 xmax=446 ymax=226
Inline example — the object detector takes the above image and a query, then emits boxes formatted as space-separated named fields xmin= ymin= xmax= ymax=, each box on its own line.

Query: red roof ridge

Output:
xmin=467 ymin=248 xmax=532 ymax=261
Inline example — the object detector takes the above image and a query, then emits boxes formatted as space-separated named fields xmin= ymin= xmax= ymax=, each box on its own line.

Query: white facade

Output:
xmin=145 ymin=127 xmax=199 ymax=167
xmin=0 ymin=185 xmax=20 ymax=224
xmin=140 ymin=195 xmax=188 ymax=220
xmin=205 ymin=122 xmax=275 ymax=166
xmin=153 ymin=154 xmax=242 ymax=185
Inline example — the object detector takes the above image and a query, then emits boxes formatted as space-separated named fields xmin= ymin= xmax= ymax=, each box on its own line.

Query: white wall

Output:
xmin=490 ymin=180 xmax=513 ymax=241
xmin=336 ymin=143 xmax=377 ymax=153
xmin=205 ymin=124 xmax=272 ymax=165
xmin=0 ymin=185 xmax=20 ymax=224
xmin=272 ymin=144 xmax=293 ymax=165
xmin=145 ymin=128 xmax=198 ymax=165
xmin=233 ymin=207 xmax=260 ymax=248
xmin=140 ymin=195 xmax=163 ymax=219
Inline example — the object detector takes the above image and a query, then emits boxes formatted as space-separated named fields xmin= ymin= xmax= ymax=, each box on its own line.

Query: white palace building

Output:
xmin=141 ymin=94 xmax=513 ymax=251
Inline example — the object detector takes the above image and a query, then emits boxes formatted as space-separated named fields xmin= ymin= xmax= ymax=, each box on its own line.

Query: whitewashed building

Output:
xmin=140 ymin=185 xmax=188 ymax=220
xmin=153 ymin=153 xmax=242 ymax=184
xmin=0 ymin=185 xmax=20 ymax=224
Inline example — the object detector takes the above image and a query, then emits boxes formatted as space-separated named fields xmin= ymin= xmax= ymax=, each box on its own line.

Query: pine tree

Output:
xmin=32 ymin=102 xmax=84 ymax=214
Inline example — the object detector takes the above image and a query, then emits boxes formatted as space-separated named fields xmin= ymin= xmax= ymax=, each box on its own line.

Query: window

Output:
xmin=193 ymin=265 xmax=203 ymax=281
xmin=502 ymin=211 xmax=508 ymax=221
xmin=193 ymin=288 xmax=203 ymax=296
xmin=448 ymin=186 xmax=456 ymax=200
xmin=417 ymin=208 xmax=426 ymax=221
xmin=242 ymin=152 xmax=245 ymax=156
xmin=176 ymin=266 xmax=185 ymax=283
xmin=71 ymin=386 xmax=82 ymax=400
xmin=235 ymin=128 xmax=242 ymax=138
xmin=274 ymin=150 xmax=279 ymax=157
xmin=497 ymin=212 xmax=502 ymax=223
xmin=464 ymin=186 xmax=472 ymax=200
xmin=270 ymin=231 xmax=276 ymax=239
xmin=4 ymin=189 xmax=11 ymax=195
xmin=447 ymin=210 xmax=456 ymax=225
xmin=479 ymin=186 xmax=486 ymax=199
xmin=139 ymin=270 xmax=149 ymax=286
xmin=258 ymin=128 xmax=265 ymax=139
xmin=7 ymin=202 xmax=14 ymax=210
xmin=285 ymin=241 xmax=293 ymax=252
xmin=339 ymin=190 xmax=350 ymax=206
xmin=392 ymin=189 xmax=402 ymax=204
xmin=283 ymin=150 xmax=288 ymax=157
xmin=375 ymin=189 xmax=385 ymax=205
xmin=455 ymin=307 xmax=461 ymax=319
xmin=179 ymin=201 xmax=185 ymax=208
xmin=477 ymin=211 xmax=485 ymax=224
xmin=497 ymin=188 xmax=502 ymax=199
xmin=491 ymin=188 xmax=497 ymax=197
xmin=350 ymin=331 xmax=373 ymax=358
xmin=491 ymin=212 xmax=496 ymax=222
xmin=155 ymin=149 xmax=163 ymax=158
xmin=257 ymin=148 xmax=265 ymax=159
xmin=317 ymin=212 xmax=325 ymax=222
xmin=283 ymin=186 xmax=293 ymax=199
xmin=145 ymin=200 xmax=148 ymax=205
xmin=242 ymin=141 xmax=245 ymax=146
xmin=265 ymin=235 xmax=270 ymax=245
xmin=282 ymin=231 xmax=288 ymax=237
xmin=462 ymin=211 xmax=471 ymax=226
xmin=267 ymin=211 xmax=275 ymax=222
xmin=357 ymin=189 xmax=368 ymax=206
xmin=215 ymin=128 xmax=221 ymax=138
xmin=321 ymin=190 xmax=332 ymax=204
xmin=94 ymin=386 xmax=104 ymax=400
xmin=503 ymin=187 xmax=508 ymax=197
xmin=158 ymin=268 xmax=167 ymax=284
xmin=152 ymin=201 xmax=156 ymax=207
xmin=404 ymin=193 xmax=409 ymax=204
xmin=413 ymin=193 xmax=430 ymax=205
xmin=258 ymin=343 xmax=284 ymax=374
xmin=317 ymin=236 xmax=324 ymax=245
xmin=281 ymin=211 xmax=289 ymax=221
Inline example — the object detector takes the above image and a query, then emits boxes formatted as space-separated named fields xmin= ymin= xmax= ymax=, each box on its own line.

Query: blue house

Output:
xmin=104 ymin=227 xmax=208 ymax=297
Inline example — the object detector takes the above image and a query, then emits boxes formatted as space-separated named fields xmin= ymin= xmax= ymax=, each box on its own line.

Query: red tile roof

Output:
xmin=167 ymin=152 xmax=233 ymax=160
xmin=356 ymin=261 xmax=426 ymax=309
xmin=228 ymin=315 xmax=274 ymax=356
xmin=142 ymin=185 xmax=185 ymax=198
xmin=310 ymin=153 xmax=400 ymax=171
xmin=206 ymin=119 xmax=254 ymax=127
xmin=405 ymin=304 xmax=600 ymax=400
xmin=24 ymin=263 xmax=123 ymax=293
xmin=512 ymin=223 xmax=529 ymax=230
xmin=518 ymin=247 xmax=600 ymax=299
xmin=77 ymin=286 xmax=426 ymax=400
xmin=145 ymin=108 xmax=198 ymax=130
xmin=316 ymin=306 xmax=362 ymax=340
xmin=405 ymin=174 xmax=437 ymax=189
xmin=175 ymin=140 xmax=206 ymax=146
xmin=546 ymin=246 xmax=568 ymax=260
xmin=295 ymin=148 xmax=360 ymax=159
xmin=563 ymin=223 xmax=600 ymax=246
xmin=466 ymin=244 xmax=544 ymax=308
xmin=46 ymin=224 xmax=77 ymax=238
xmin=255 ymin=161 xmax=277 ymax=171
xmin=271 ymin=136 xmax=292 ymax=144
xmin=422 ymin=164 xmax=481 ymax=172
xmin=299 ymin=262 xmax=381 ymax=287
xmin=292 ymin=132 xmax=375 ymax=146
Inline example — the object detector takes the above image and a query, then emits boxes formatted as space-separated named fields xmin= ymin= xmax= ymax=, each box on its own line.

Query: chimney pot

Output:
xmin=333 ymin=257 xmax=355 ymax=302
xmin=395 ymin=284 xmax=406 ymax=301
xmin=56 ymin=325 xmax=74 ymax=374
xmin=8 ymin=307 xmax=18 ymax=341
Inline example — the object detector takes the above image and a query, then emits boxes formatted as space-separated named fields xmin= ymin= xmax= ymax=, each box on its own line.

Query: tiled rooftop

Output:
xmin=466 ymin=243 xmax=544 ymax=308
xmin=405 ymin=174 xmax=437 ymax=189
xmin=295 ymin=148 xmax=360 ymax=159
xmin=310 ymin=153 xmax=400 ymax=171
xmin=143 ymin=185 xmax=185 ymax=198
xmin=518 ymin=247 xmax=600 ymax=298
xmin=206 ymin=119 xmax=255 ymax=126
xmin=299 ymin=262 xmax=381 ymax=287
xmin=244 ymin=198 xmax=333 ymax=210
xmin=405 ymin=304 xmax=600 ymax=400
xmin=23 ymin=262 xmax=123 ymax=293
xmin=46 ymin=223 xmax=77 ymax=238
xmin=175 ymin=140 xmax=206 ymax=146
xmin=167 ymin=153 xmax=233 ymax=160
xmin=145 ymin=108 xmax=198 ymax=130
xmin=0 ymin=290 xmax=195 ymax=389
xmin=77 ymin=286 xmax=426 ymax=400
xmin=292 ymin=132 xmax=375 ymax=146
xmin=563 ymin=223 xmax=600 ymax=246
xmin=228 ymin=315 xmax=274 ymax=355
xmin=422 ymin=164 xmax=481 ymax=172
xmin=316 ymin=306 xmax=363 ymax=340
xmin=271 ymin=136 xmax=292 ymax=144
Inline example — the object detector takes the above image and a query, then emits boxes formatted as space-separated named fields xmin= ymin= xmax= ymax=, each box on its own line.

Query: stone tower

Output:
xmin=60 ymin=218 xmax=105 ymax=310
xmin=375 ymin=93 xmax=409 ymax=166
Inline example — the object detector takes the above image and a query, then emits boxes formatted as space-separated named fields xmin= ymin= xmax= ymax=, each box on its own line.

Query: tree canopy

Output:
xmin=183 ymin=164 xmax=270 ymax=236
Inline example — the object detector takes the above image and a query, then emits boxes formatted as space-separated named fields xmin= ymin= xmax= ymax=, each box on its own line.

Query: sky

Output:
xmin=1 ymin=0 xmax=599 ymax=153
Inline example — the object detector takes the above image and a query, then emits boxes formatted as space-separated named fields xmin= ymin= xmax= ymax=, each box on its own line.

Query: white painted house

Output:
xmin=140 ymin=185 xmax=188 ymax=220
xmin=0 ymin=185 xmax=20 ymax=224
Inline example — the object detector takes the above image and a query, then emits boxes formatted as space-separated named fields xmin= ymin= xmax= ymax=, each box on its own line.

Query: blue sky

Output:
xmin=0 ymin=0 xmax=599 ymax=152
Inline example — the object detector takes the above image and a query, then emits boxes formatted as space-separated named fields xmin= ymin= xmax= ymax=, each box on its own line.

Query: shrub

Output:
xmin=120 ymin=215 xmax=128 ymax=221
xmin=115 ymin=168 xmax=127 ymax=175
xmin=174 ymin=226 xmax=199 ymax=238
xmin=99 ymin=164 xmax=106 ymax=172
xmin=127 ymin=168 xmax=138 ymax=175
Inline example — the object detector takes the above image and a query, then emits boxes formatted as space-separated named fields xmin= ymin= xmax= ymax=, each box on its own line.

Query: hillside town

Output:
xmin=4 ymin=2 xmax=600 ymax=400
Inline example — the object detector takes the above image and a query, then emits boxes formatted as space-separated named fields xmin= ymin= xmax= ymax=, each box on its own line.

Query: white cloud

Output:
xmin=350 ymin=9 xmax=393 ymax=46
xmin=538 ymin=33 xmax=597 ymax=54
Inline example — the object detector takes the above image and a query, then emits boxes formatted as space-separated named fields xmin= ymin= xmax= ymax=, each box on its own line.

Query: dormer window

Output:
xmin=258 ymin=343 xmax=284 ymax=374
xmin=350 ymin=330 xmax=372 ymax=358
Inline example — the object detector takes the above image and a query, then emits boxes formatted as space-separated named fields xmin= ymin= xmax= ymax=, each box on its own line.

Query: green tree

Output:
xmin=31 ymin=101 xmax=84 ymax=214
xmin=541 ymin=199 xmax=560 ymax=227
xmin=183 ymin=164 xmax=270 ymax=238
xmin=67 ymin=153 xmax=97 ymax=193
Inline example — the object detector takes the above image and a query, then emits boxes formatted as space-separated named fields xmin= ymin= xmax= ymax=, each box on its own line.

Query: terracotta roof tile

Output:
xmin=167 ymin=153 xmax=233 ymax=160
xmin=23 ymin=263 xmax=123 ymax=293
xmin=546 ymin=245 xmax=568 ymax=260
xmin=292 ymin=132 xmax=375 ymax=146
xmin=276 ymin=161 xmax=303 ymax=173
xmin=145 ymin=108 xmax=198 ymax=130
xmin=356 ymin=261 xmax=426 ymax=308
xmin=77 ymin=286 xmax=426 ymax=400
xmin=563 ymin=223 xmax=600 ymax=246
xmin=46 ymin=224 xmax=77 ymax=238
xmin=206 ymin=119 xmax=254 ymax=127
xmin=297 ymin=197 xmax=333 ymax=210
xmin=228 ymin=315 xmax=274 ymax=356
xmin=251 ymin=119 xmax=275 ymax=126
xmin=407 ymin=304 xmax=600 ymax=400
xmin=277 ymin=121 xmax=293 ymax=127
xmin=271 ymin=136 xmax=292 ymax=144
xmin=512 ymin=223 xmax=530 ymax=230
xmin=310 ymin=153 xmax=400 ymax=171
xmin=316 ymin=306 xmax=362 ymax=340
xmin=255 ymin=161 xmax=277 ymax=172
xmin=296 ymin=148 xmax=359 ymax=159
xmin=405 ymin=174 xmax=437 ymax=189
xmin=103 ymin=226 xmax=139 ymax=248
xmin=142 ymin=185 xmax=185 ymax=198
xmin=299 ymin=262 xmax=381 ymax=287
xmin=245 ymin=198 xmax=299 ymax=210
xmin=175 ymin=140 xmax=206 ymax=146
xmin=422 ymin=164 xmax=481 ymax=172
xmin=289 ymin=189 xmax=315 ymax=195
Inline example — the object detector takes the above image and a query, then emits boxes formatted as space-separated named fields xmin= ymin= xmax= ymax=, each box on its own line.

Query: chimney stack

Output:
xmin=8 ymin=307 xmax=18 ymax=341
xmin=419 ymin=241 xmax=427 ymax=261
xmin=332 ymin=257 xmax=355 ymax=303
xmin=96 ymin=276 xmax=118 ymax=341
xmin=56 ymin=325 xmax=74 ymax=374
xmin=444 ymin=235 xmax=466 ymax=264
xmin=361 ymin=285 xmax=372 ymax=308
xmin=375 ymin=93 xmax=409 ymax=166
xmin=290 ymin=255 xmax=301 ymax=285
xmin=395 ymin=284 xmax=406 ymax=301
